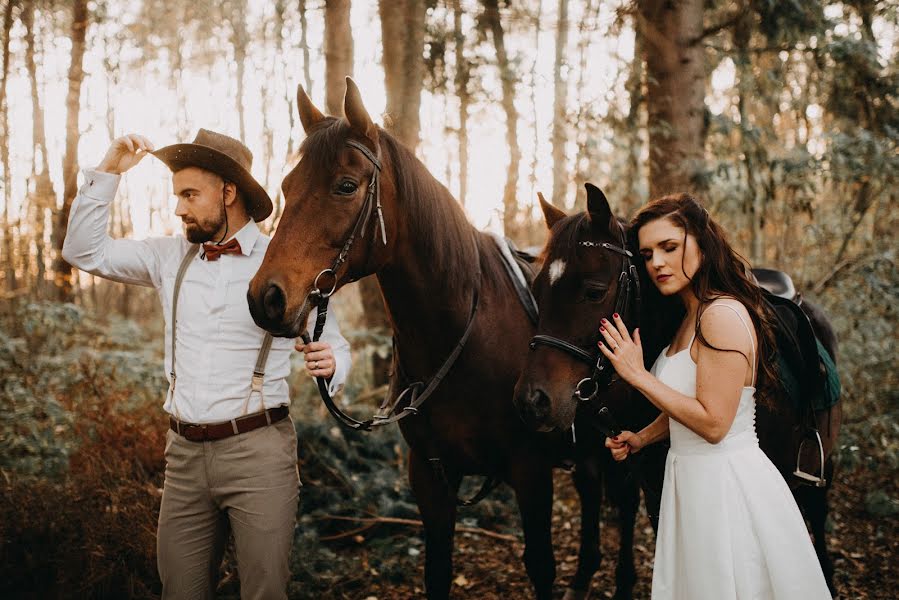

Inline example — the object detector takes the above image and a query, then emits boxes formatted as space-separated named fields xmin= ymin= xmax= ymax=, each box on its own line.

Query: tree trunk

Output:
xmin=228 ymin=0 xmax=249 ymax=141
xmin=379 ymin=0 xmax=426 ymax=151
xmin=452 ymin=0 xmax=469 ymax=207
xmin=1 ymin=0 xmax=16 ymax=292
xmin=528 ymin=0 xmax=542 ymax=225
xmin=483 ymin=0 xmax=520 ymax=237
xmin=299 ymin=0 xmax=313 ymax=96
xmin=637 ymin=0 xmax=705 ymax=199
xmin=52 ymin=0 xmax=88 ymax=303
xmin=733 ymin=7 xmax=763 ymax=263
xmin=24 ymin=0 xmax=54 ymax=297
xmin=324 ymin=0 xmax=353 ymax=116
xmin=551 ymin=0 xmax=569 ymax=208
xmin=623 ymin=19 xmax=646 ymax=215
xmin=572 ymin=0 xmax=598 ymax=210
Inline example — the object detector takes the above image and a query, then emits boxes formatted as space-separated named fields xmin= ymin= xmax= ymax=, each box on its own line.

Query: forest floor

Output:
xmin=311 ymin=462 xmax=898 ymax=600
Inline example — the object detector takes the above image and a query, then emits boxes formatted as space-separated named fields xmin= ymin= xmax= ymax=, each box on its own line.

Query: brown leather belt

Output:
xmin=169 ymin=405 xmax=290 ymax=442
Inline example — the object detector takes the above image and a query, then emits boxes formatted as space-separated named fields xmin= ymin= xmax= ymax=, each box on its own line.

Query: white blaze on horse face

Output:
xmin=549 ymin=259 xmax=566 ymax=286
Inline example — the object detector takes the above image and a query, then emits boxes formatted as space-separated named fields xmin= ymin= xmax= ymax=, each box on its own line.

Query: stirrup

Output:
xmin=793 ymin=429 xmax=827 ymax=487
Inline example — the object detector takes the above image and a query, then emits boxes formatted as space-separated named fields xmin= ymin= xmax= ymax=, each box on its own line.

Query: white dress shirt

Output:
xmin=62 ymin=169 xmax=351 ymax=424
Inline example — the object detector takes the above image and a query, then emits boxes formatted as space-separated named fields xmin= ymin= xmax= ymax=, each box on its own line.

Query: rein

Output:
xmin=302 ymin=138 xmax=481 ymax=434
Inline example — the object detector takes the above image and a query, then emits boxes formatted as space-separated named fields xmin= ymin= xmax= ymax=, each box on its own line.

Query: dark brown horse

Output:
xmin=515 ymin=185 xmax=842 ymax=596
xmin=246 ymin=79 xmax=641 ymax=599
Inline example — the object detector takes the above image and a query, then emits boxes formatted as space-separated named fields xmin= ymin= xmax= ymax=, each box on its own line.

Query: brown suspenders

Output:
xmin=168 ymin=244 xmax=274 ymax=418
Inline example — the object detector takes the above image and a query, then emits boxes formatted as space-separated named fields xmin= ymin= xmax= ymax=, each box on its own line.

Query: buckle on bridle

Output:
xmin=575 ymin=377 xmax=599 ymax=402
xmin=313 ymin=269 xmax=338 ymax=299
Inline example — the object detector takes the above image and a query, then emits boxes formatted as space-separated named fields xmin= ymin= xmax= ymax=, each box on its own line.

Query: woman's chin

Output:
xmin=656 ymin=281 xmax=688 ymax=296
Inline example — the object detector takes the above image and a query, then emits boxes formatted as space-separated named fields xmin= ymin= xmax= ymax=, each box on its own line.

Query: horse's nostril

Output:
xmin=533 ymin=388 xmax=550 ymax=408
xmin=263 ymin=283 xmax=286 ymax=323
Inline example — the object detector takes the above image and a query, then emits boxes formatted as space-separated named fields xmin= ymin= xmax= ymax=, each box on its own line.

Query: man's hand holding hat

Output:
xmin=98 ymin=134 xmax=155 ymax=175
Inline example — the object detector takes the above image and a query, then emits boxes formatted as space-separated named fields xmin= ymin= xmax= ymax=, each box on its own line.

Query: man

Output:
xmin=62 ymin=130 xmax=351 ymax=599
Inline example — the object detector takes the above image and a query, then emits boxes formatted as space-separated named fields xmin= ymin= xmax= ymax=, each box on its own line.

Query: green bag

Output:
xmin=776 ymin=337 xmax=840 ymax=413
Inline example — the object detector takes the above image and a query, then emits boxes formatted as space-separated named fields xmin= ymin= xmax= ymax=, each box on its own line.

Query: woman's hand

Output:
xmin=597 ymin=313 xmax=648 ymax=387
xmin=604 ymin=430 xmax=646 ymax=461
xmin=295 ymin=340 xmax=336 ymax=379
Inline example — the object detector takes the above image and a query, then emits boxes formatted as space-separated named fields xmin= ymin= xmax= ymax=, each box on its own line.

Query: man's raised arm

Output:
xmin=62 ymin=134 xmax=172 ymax=288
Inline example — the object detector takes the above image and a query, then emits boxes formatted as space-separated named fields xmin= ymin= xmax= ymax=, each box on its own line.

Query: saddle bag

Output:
xmin=763 ymin=290 xmax=840 ymax=417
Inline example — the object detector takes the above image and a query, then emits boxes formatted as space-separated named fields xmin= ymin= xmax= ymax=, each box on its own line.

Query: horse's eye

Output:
xmin=336 ymin=180 xmax=358 ymax=195
xmin=583 ymin=284 xmax=608 ymax=302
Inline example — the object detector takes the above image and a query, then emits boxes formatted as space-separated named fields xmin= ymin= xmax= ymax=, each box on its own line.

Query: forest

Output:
xmin=0 ymin=0 xmax=896 ymax=598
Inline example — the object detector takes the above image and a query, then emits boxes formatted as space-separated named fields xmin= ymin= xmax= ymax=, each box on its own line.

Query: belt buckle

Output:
xmin=184 ymin=423 xmax=208 ymax=442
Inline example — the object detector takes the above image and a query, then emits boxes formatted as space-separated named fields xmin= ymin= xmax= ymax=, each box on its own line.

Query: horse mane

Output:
xmin=300 ymin=117 xmax=507 ymax=292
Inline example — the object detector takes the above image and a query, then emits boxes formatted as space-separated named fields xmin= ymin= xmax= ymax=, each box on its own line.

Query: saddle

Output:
xmin=753 ymin=267 xmax=798 ymax=302
xmin=752 ymin=269 xmax=839 ymax=414
xmin=488 ymin=233 xmax=539 ymax=325
xmin=752 ymin=268 xmax=840 ymax=487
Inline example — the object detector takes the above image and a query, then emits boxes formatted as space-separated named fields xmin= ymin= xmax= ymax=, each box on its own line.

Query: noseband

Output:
xmin=528 ymin=218 xmax=641 ymax=403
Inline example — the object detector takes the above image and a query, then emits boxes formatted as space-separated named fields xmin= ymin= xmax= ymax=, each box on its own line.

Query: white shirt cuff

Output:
xmin=79 ymin=169 xmax=121 ymax=201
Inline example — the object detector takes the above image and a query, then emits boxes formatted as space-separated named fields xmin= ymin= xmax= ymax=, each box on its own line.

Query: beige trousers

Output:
xmin=157 ymin=417 xmax=300 ymax=600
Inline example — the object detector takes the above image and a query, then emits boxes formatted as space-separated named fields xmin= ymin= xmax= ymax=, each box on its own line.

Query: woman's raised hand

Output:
xmin=597 ymin=313 xmax=647 ymax=387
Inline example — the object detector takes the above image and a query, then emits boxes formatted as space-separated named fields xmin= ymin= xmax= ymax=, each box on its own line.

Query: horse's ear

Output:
xmin=585 ymin=183 xmax=615 ymax=230
xmin=297 ymin=85 xmax=326 ymax=133
xmin=538 ymin=192 xmax=567 ymax=229
xmin=343 ymin=77 xmax=377 ymax=143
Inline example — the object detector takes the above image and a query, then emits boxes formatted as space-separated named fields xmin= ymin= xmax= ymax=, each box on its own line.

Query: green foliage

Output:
xmin=0 ymin=301 xmax=166 ymax=478
xmin=751 ymin=0 xmax=827 ymax=43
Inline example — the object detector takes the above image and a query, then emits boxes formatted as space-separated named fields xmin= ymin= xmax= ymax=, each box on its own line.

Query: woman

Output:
xmin=600 ymin=194 xmax=830 ymax=599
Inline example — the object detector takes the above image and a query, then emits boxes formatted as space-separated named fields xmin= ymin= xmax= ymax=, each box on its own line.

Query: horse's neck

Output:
xmin=376 ymin=198 xmax=482 ymax=373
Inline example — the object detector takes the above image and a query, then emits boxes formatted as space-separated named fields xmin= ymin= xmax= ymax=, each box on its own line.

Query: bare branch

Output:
xmin=319 ymin=514 xmax=519 ymax=543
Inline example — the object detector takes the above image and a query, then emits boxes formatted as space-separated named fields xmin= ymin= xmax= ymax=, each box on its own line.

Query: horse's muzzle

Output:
xmin=247 ymin=282 xmax=304 ymax=338
xmin=515 ymin=385 xmax=558 ymax=432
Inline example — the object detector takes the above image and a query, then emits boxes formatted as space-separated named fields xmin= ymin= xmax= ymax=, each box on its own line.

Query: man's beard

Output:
xmin=183 ymin=206 xmax=226 ymax=244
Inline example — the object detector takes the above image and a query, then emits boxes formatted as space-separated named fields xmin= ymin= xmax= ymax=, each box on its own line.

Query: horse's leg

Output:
xmin=509 ymin=460 xmax=556 ymax=600
xmin=409 ymin=449 xmax=460 ymax=600
xmin=563 ymin=456 xmax=603 ymax=600
xmin=795 ymin=461 xmax=837 ymax=597
xmin=795 ymin=405 xmax=840 ymax=597
xmin=605 ymin=460 xmax=639 ymax=600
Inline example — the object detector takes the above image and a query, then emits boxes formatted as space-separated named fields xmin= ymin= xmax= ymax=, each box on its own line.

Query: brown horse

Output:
xmin=515 ymin=185 xmax=842 ymax=596
xmin=246 ymin=79 xmax=640 ymax=599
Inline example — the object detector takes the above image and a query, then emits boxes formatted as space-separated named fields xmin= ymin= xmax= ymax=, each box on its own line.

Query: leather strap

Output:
xmin=169 ymin=245 xmax=200 ymax=418
xmin=170 ymin=405 xmax=289 ymax=442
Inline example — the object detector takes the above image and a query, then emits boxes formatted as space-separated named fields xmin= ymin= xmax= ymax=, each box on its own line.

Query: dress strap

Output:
xmin=700 ymin=302 xmax=757 ymax=387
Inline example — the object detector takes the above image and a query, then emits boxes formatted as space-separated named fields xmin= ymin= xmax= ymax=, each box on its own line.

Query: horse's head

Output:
xmin=514 ymin=184 xmax=638 ymax=431
xmin=248 ymin=78 xmax=395 ymax=336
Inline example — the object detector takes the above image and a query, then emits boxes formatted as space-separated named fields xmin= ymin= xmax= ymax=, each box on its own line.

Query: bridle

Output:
xmin=306 ymin=139 xmax=386 ymax=303
xmin=300 ymin=137 xmax=481 ymax=433
xmin=528 ymin=216 xmax=641 ymax=404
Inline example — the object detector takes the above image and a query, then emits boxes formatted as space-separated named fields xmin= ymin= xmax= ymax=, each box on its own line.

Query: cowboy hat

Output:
xmin=152 ymin=129 xmax=272 ymax=222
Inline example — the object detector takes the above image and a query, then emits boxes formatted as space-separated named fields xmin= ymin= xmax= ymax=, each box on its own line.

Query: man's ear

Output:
xmin=223 ymin=180 xmax=241 ymax=208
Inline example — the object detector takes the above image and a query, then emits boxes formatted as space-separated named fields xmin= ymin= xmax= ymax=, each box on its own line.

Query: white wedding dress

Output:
xmin=650 ymin=304 xmax=831 ymax=599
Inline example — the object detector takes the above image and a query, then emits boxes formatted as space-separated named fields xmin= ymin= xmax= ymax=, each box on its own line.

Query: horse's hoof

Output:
xmin=562 ymin=588 xmax=590 ymax=600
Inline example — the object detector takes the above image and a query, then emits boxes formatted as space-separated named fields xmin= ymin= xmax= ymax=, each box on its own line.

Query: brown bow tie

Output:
xmin=203 ymin=238 xmax=242 ymax=261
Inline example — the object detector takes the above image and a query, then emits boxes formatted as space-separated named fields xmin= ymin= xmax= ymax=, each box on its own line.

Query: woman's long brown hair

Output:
xmin=629 ymin=193 xmax=780 ymax=406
